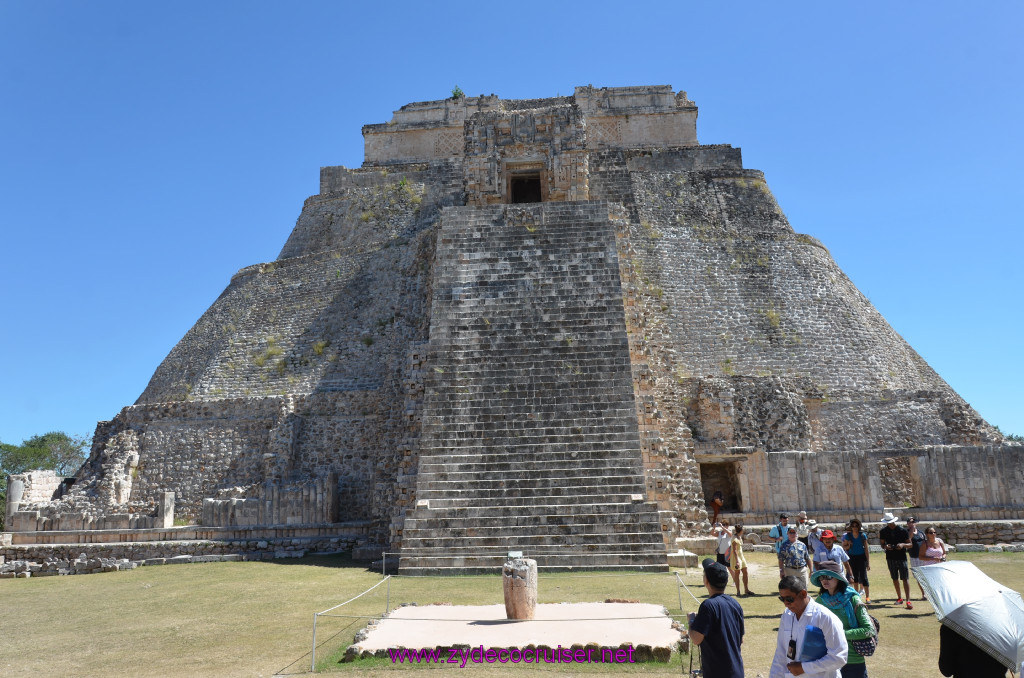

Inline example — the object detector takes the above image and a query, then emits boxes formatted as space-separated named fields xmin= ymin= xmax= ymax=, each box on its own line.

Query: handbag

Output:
xmin=849 ymin=605 xmax=880 ymax=657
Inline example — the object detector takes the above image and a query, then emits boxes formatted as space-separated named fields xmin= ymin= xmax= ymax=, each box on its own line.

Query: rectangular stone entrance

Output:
xmin=699 ymin=461 xmax=742 ymax=513
xmin=509 ymin=171 xmax=542 ymax=203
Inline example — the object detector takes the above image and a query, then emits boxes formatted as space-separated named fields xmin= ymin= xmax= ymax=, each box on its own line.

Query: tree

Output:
xmin=0 ymin=431 xmax=89 ymax=530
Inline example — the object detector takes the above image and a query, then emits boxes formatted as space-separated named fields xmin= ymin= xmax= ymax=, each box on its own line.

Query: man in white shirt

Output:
xmin=712 ymin=520 xmax=733 ymax=566
xmin=769 ymin=575 xmax=848 ymax=677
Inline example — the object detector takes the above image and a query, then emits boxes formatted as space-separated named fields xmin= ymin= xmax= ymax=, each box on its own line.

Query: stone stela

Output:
xmin=503 ymin=557 xmax=538 ymax=620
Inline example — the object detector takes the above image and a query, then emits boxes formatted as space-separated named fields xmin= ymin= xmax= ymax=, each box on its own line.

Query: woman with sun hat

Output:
xmin=811 ymin=561 xmax=875 ymax=677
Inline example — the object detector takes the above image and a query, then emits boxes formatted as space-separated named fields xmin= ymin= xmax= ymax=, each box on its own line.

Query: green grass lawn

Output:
xmin=1 ymin=551 xmax=1019 ymax=677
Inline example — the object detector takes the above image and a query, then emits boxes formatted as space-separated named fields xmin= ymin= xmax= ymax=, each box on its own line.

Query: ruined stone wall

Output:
xmin=362 ymin=95 xmax=502 ymax=164
xmin=574 ymin=85 xmax=697 ymax=150
xmin=138 ymin=180 xmax=436 ymax=405
xmin=586 ymin=152 xmax=1001 ymax=532
xmin=71 ymin=398 xmax=281 ymax=519
xmin=736 ymin=444 xmax=1024 ymax=521
xmin=612 ymin=203 xmax=703 ymax=538
xmin=622 ymin=168 xmax=996 ymax=451
xmin=35 ymin=163 xmax=455 ymax=540
xmin=588 ymin=146 xmax=742 ymax=206
xmin=6 ymin=471 xmax=62 ymax=505
xmin=1 ymin=530 xmax=367 ymax=570
xmin=361 ymin=86 xmax=699 ymax=166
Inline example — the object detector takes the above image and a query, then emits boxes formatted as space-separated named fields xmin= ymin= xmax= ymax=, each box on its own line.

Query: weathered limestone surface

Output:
xmin=502 ymin=558 xmax=538 ymax=620
xmin=9 ymin=86 xmax=1023 ymax=572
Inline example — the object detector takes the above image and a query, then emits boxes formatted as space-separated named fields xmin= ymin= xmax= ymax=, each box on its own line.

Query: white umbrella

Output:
xmin=913 ymin=560 xmax=1024 ymax=674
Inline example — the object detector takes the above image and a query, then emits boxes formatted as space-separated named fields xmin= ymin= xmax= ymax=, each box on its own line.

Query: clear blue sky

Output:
xmin=1 ymin=1 xmax=1021 ymax=444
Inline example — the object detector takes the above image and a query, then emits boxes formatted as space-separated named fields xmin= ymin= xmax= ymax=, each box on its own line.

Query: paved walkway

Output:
xmin=355 ymin=602 xmax=681 ymax=652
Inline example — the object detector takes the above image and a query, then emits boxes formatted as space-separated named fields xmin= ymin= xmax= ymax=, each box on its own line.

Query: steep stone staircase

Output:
xmin=398 ymin=201 xmax=668 ymax=574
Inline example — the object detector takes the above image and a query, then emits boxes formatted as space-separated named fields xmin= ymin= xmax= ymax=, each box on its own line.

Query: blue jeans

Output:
xmin=841 ymin=663 xmax=867 ymax=678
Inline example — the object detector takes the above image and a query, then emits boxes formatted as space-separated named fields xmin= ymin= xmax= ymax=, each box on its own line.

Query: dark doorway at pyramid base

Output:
xmin=510 ymin=172 xmax=542 ymax=203
xmin=699 ymin=461 xmax=742 ymax=513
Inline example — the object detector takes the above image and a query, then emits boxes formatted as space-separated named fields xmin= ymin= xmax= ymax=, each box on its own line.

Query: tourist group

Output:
xmin=689 ymin=511 xmax=1005 ymax=678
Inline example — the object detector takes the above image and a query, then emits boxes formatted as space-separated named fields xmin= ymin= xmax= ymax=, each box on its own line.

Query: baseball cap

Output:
xmin=701 ymin=558 xmax=731 ymax=589
xmin=820 ymin=529 xmax=835 ymax=539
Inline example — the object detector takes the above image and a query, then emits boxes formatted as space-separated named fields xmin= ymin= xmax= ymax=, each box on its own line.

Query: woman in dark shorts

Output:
xmin=842 ymin=518 xmax=871 ymax=603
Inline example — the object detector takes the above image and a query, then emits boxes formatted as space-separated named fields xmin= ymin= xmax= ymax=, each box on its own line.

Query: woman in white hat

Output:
xmin=812 ymin=561 xmax=875 ymax=678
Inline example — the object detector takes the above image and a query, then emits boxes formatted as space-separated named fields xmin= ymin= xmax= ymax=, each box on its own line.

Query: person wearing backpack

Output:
xmin=768 ymin=513 xmax=790 ymax=555
xmin=811 ymin=561 xmax=876 ymax=678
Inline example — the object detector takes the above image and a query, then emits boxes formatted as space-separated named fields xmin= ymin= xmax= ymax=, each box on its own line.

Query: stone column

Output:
xmin=502 ymin=558 xmax=538 ymax=620
xmin=157 ymin=491 xmax=175 ymax=529
xmin=5 ymin=477 xmax=25 ymax=521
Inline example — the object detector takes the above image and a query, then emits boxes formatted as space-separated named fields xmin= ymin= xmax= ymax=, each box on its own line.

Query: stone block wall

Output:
xmin=53 ymin=389 xmax=408 ymax=530
xmin=139 ymin=161 xmax=453 ymax=408
xmin=201 ymin=474 xmax=338 ymax=527
xmin=731 ymin=444 xmax=1024 ymax=521
xmin=362 ymin=94 xmax=502 ymax=164
xmin=621 ymin=168 xmax=997 ymax=451
xmin=627 ymin=169 xmax=938 ymax=391
xmin=897 ymin=444 xmax=1024 ymax=512
xmin=612 ymin=203 xmax=702 ymax=538
xmin=361 ymin=86 xmax=698 ymax=166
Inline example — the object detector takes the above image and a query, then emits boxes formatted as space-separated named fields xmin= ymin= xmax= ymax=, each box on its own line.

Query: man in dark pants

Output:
xmin=689 ymin=558 xmax=745 ymax=678
xmin=878 ymin=512 xmax=912 ymax=608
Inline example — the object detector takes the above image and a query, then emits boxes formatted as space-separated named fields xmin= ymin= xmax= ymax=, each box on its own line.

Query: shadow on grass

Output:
xmin=262 ymin=553 xmax=376 ymax=571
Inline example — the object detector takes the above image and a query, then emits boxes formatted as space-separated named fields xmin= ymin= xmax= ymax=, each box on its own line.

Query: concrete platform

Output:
xmin=349 ymin=602 xmax=682 ymax=659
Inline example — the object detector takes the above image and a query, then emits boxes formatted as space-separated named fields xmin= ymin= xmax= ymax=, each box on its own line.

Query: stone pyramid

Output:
xmin=11 ymin=86 xmax=1017 ymax=573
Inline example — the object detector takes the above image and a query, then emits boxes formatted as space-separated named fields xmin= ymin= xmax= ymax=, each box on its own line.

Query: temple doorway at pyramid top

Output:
xmin=360 ymin=85 xmax=699 ymax=206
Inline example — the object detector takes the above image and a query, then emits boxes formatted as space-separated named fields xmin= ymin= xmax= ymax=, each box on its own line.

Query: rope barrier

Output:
xmin=311 ymin=576 xmax=391 ymax=671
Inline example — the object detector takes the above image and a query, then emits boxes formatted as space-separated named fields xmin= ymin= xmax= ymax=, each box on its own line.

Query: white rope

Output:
xmin=315 ymin=576 xmax=391 ymax=616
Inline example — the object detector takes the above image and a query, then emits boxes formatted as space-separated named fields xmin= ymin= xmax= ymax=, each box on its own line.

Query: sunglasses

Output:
xmin=778 ymin=595 xmax=798 ymax=604
xmin=818 ymin=574 xmax=835 ymax=580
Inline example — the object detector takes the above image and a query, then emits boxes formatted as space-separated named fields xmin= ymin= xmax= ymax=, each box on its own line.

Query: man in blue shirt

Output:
xmin=689 ymin=558 xmax=745 ymax=678
xmin=768 ymin=513 xmax=790 ymax=554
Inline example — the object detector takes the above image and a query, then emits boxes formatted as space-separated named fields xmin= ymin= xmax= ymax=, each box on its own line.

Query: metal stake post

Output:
xmin=310 ymin=613 xmax=319 ymax=673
